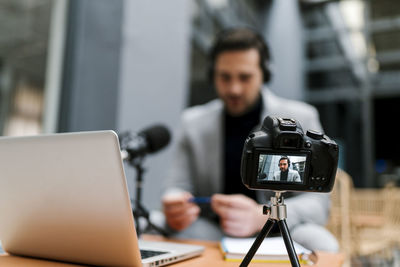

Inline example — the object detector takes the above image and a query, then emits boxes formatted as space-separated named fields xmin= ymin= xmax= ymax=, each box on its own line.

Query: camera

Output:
xmin=241 ymin=116 xmax=338 ymax=192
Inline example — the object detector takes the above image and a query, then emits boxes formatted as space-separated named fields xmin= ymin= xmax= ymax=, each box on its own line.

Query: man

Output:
xmin=271 ymin=156 xmax=301 ymax=182
xmin=162 ymin=28 xmax=338 ymax=252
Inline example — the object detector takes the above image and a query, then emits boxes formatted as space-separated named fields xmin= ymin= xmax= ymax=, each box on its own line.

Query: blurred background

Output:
xmin=1 ymin=0 xmax=400 ymax=263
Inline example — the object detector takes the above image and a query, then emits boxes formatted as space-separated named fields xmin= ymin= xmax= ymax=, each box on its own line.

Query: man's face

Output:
xmin=214 ymin=48 xmax=263 ymax=116
xmin=279 ymin=159 xmax=289 ymax=172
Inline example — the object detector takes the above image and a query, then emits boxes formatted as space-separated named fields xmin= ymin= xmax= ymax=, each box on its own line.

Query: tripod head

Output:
xmin=263 ymin=191 xmax=287 ymax=221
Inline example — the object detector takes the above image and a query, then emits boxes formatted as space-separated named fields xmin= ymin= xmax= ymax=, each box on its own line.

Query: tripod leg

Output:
xmin=133 ymin=209 xmax=141 ymax=236
xmin=135 ymin=202 xmax=170 ymax=237
xmin=145 ymin=220 xmax=170 ymax=237
xmin=277 ymin=219 xmax=301 ymax=267
xmin=240 ymin=219 xmax=275 ymax=267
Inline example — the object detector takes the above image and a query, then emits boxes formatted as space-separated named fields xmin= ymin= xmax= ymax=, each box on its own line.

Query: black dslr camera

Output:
xmin=241 ymin=116 xmax=338 ymax=192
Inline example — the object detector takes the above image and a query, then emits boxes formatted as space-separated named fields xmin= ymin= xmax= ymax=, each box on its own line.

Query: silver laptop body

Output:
xmin=0 ymin=131 xmax=203 ymax=266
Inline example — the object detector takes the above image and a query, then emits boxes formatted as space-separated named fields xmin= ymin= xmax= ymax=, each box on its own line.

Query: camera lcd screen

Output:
xmin=257 ymin=153 xmax=308 ymax=184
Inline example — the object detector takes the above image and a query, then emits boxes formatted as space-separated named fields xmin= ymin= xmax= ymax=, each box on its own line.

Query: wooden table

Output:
xmin=0 ymin=235 xmax=344 ymax=266
xmin=143 ymin=235 xmax=344 ymax=267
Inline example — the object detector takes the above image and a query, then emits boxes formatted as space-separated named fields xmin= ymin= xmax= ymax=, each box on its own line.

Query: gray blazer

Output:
xmin=165 ymin=88 xmax=331 ymax=229
xmin=272 ymin=169 xmax=301 ymax=182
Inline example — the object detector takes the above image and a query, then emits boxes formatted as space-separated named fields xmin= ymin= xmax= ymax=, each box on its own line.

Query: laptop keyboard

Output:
xmin=140 ymin=249 xmax=168 ymax=259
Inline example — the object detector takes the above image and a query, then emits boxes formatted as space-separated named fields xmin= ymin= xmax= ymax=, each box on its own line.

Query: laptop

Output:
xmin=0 ymin=131 xmax=204 ymax=266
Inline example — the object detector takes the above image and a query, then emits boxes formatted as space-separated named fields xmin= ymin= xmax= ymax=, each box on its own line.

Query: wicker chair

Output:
xmin=327 ymin=169 xmax=397 ymax=261
xmin=384 ymin=185 xmax=400 ymax=246
xmin=375 ymin=184 xmax=400 ymax=247
xmin=326 ymin=169 xmax=353 ymax=265
xmin=327 ymin=169 xmax=352 ymax=250
xmin=349 ymin=181 xmax=399 ymax=257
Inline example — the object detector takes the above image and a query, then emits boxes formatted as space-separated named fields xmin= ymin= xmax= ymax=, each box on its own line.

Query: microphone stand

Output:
xmin=128 ymin=157 xmax=169 ymax=237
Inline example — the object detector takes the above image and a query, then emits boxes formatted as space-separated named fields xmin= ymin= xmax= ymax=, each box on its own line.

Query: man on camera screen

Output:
xmin=271 ymin=156 xmax=301 ymax=182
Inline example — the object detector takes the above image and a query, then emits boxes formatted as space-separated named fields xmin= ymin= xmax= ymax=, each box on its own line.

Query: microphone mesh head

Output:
xmin=139 ymin=124 xmax=171 ymax=153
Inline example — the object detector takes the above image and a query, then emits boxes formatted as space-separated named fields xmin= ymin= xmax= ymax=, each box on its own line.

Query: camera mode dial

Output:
xmin=306 ymin=130 xmax=324 ymax=140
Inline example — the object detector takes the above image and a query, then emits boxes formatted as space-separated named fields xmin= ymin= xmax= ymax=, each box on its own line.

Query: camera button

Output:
xmin=306 ymin=130 xmax=324 ymax=140
xmin=317 ymin=186 xmax=323 ymax=191
xmin=308 ymin=186 xmax=314 ymax=190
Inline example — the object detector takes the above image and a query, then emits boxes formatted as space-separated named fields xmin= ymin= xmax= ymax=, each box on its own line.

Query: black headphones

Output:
xmin=279 ymin=156 xmax=291 ymax=167
xmin=208 ymin=27 xmax=272 ymax=83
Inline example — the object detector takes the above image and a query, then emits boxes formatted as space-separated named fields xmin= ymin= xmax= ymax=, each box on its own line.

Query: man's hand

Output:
xmin=162 ymin=192 xmax=200 ymax=231
xmin=211 ymin=194 xmax=267 ymax=237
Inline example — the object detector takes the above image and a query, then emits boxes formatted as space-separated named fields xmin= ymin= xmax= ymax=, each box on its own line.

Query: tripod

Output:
xmin=240 ymin=191 xmax=300 ymax=267
xmin=128 ymin=158 xmax=169 ymax=237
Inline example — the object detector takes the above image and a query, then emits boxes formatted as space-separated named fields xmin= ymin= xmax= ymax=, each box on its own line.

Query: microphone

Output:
xmin=119 ymin=124 xmax=171 ymax=161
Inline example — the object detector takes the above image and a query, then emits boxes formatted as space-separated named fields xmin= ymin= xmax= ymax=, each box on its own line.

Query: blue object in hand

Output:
xmin=189 ymin=197 xmax=211 ymax=204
